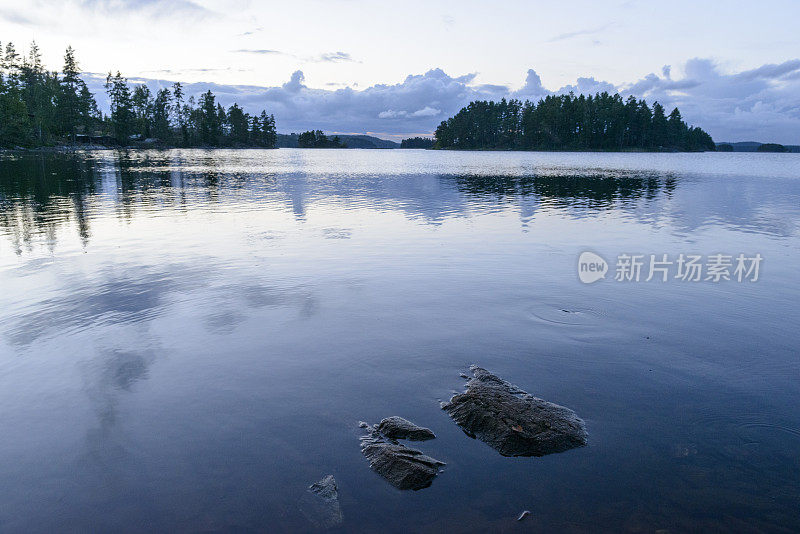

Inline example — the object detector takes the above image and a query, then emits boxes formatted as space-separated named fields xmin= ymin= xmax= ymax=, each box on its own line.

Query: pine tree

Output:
xmin=105 ymin=71 xmax=135 ymax=144
xmin=152 ymin=88 xmax=172 ymax=142
xmin=227 ymin=103 xmax=249 ymax=145
xmin=77 ymin=82 xmax=100 ymax=134
xmin=259 ymin=111 xmax=277 ymax=148
xmin=58 ymin=46 xmax=81 ymax=141
xmin=131 ymin=84 xmax=153 ymax=138
xmin=199 ymin=90 xmax=220 ymax=145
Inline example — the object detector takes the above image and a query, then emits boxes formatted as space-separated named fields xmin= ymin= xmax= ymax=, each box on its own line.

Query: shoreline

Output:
xmin=2 ymin=145 xmax=794 ymax=155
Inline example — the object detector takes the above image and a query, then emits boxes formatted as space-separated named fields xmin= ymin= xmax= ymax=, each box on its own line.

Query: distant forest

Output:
xmin=434 ymin=94 xmax=716 ymax=151
xmin=400 ymin=137 xmax=435 ymax=149
xmin=0 ymin=42 xmax=277 ymax=148
xmin=297 ymin=130 xmax=347 ymax=148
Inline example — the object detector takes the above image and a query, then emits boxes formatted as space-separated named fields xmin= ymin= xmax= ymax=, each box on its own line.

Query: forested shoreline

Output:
xmin=400 ymin=137 xmax=435 ymax=149
xmin=2 ymin=42 xmax=719 ymax=153
xmin=0 ymin=42 xmax=277 ymax=149
xmin=434 ymin=95 xmax=716 ymax=152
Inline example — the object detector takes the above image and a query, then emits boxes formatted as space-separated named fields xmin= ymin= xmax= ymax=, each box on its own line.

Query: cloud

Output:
xmin=547 ymin=24 xmax=612 ymax=43
xmin=513 ymin=68 xmax=547 ymax=100
xmin=140 ymin=67 xmax=252 ymax=75
xmin=77 ymin=0 xmax=210 ymax=17
xmin=231 ymin=49 xmax=358 ymax=63
xmin=318 ymin=51 xmax=355 ymax=63
xmin=621 ymin=58 xmax=800 ymax=142
xmin=238 ymin=27 xmax=263 ymax=36
xmin=558 ymin=76 xmax=616 ymax=96
xmin=734 ymin=59 xmax=800 ymax=81
xmin=0 ymin=7 xmax=36 ymax=25
xmin=379 ymin=106 xmax=441 ymax=119
xmin=82 ymin=59 xmax=800 ymax=143
xmin=410 ymin=106 xmax=441 ymax=117
xmin=233 ymin=49 xmax=285 ymax=56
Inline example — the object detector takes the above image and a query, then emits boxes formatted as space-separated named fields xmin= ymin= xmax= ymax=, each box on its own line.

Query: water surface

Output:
xmin=1 ymin=149 xmax=799 ymax=532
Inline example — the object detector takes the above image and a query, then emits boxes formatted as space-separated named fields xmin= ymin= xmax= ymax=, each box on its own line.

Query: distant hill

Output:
xmin=277 ymin=133 xmax=398 ymax=149
xmin=716 ymin=141 xmax=800 ymax=153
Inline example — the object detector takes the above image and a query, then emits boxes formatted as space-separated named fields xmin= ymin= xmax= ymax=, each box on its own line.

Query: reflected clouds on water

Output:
xmin=1 ymin=150 xmax=798 ymax=255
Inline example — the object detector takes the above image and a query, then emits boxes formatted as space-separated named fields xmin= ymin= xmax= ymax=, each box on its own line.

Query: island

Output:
xmin=433 ymin=95 xmax=716 ymax=152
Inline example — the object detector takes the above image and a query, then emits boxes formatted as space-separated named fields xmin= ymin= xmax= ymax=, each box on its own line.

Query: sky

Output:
xmin=1 ymin=0 xmax=799 ymax=142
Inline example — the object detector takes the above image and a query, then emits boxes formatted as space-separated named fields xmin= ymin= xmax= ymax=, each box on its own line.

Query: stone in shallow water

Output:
xmin=377 ymin=416 xmax=436 ymax=441
xmin=441 ymin=365 xmax=588 ymax=457
xmin=360 ymin=430 xmax=445 ymax=490
xmin=298 ymin=475 xmax=343 ymax=528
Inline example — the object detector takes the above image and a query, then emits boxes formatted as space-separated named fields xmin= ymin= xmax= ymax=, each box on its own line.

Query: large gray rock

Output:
xmin=360 ymin=429 xmax=445 ymax=490
xmin=298 ymin=475 xmax=343 ymax=528
xmin=442 ymin=366 xmax=587 ymax=457
xmin=377 ymin=416 xmax=436 ymax=441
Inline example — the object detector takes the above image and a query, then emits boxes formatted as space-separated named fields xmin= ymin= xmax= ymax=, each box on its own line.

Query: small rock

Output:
xmin=360 ymin=429 xmax=445 ymax=490
xmin=298 ymin=475 xmax=343 ymax=528
xmin=377 ymin=416 xmax=436 ymax=441
xmin=517 ymin=510 xmax=531 ymax=521
xmin=441 ymin=366 xmax=588 ymax=457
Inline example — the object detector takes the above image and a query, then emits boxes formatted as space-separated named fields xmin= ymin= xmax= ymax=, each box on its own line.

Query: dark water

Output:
xmin=1 ymin=149 xmax=799 ymax=533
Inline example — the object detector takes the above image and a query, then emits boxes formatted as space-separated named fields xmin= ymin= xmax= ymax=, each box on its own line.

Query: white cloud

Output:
xmin=410 ymin=106 xmax=441 ymax=118
xmin=378 ymin=110 xmax=405 ymax=119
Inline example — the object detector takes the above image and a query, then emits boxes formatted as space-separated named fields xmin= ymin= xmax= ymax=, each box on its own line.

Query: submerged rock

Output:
xmin=442 ymin=366 xmax=587 ymax=457
xmin=360 ymin=429 xmax=445 ymax=490
xmin=298 ymin=475 xmax=343 ymax=528
xmin=377 ymin=416 xmax=436 ymax=441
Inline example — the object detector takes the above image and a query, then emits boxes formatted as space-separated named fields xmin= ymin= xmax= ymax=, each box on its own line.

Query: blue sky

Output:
xmin=2 ymin=0 xmax=799 ymax=142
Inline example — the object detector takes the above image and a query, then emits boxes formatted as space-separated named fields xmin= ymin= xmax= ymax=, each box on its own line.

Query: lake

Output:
xmin=1 ymin=149 xmax=799 ymax=533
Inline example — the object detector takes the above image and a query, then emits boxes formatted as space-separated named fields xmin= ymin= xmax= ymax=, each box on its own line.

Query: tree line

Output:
xmin=434 ymin=94 xmax=716 ymax=151
xmin=400 ymin=137 xmax=434 ymax=149
xmin=297 ymin=130 xmax=346 ymax=148
xmin=0 ymin=42 xmax=277 ymax=148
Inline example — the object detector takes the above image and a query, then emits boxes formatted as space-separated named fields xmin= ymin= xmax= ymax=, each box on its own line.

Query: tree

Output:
xmin=198 ymin=90 xmax=221 ymax=145
xmin=171 ymin=82 xmax=190 ymax=145
xmin=400 ymin=137 xmax=434 ymax=149
xmin=131 ymin=84 xmax=153 ymax=138
xmin=667 ymin=107 xmax=687 ymax=149
xmin=650 ymin=102 xmax=668 ymax=148
xmin=105 ymin=71 xmax=135 ymax=143
xmin=757 ymin=143 xmax=788 ymax=153
xmin=78 ymin=82 xmax=100 ymax=134
xmin=19 ymin=41 xmax=57 ymax=144
xmin=297 ymin=130 xmax=346 ymax=148
xmin=0 ymin=88 xmax=30 ymax=147
xmin=227 ymin=103 xmax=250 ymax=145
xmin=0 ymin=42 xmax=31 ymax=147
xmin=259 ymin=111 xmax=277 ymax=148
xmin=57 ymin=46 xmax=81 ymax=141
xmin=151 ymin=88 xmax=172 ymax=142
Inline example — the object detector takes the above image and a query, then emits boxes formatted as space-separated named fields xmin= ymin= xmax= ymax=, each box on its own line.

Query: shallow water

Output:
xmin=1 ymin=149 xmax=799 ymax=533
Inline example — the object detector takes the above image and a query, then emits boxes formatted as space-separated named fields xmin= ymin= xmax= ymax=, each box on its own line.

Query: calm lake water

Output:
xmin=1 ymin=149 xmax=799 ymax=533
